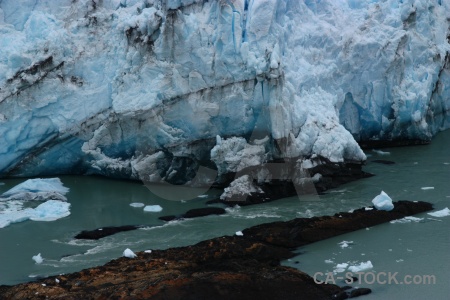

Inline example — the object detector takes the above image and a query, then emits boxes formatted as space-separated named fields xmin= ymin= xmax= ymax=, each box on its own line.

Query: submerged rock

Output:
xmin=159 ymin=207 xmax=226 ymax=221
xmin=75 ymin=225 xmax=142 ymax=240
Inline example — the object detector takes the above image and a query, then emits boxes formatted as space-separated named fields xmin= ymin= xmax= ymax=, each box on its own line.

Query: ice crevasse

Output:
xmin=0 ymin=0 xmax=449 ymax=188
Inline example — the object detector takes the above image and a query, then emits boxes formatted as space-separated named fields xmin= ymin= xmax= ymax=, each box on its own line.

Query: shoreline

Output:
xmin=0 ymin=200 xmax=433 ymax=299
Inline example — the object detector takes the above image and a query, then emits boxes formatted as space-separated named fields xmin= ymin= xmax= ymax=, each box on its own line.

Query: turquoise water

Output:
xmin=0 ymin=131 xmax=449 ymax=299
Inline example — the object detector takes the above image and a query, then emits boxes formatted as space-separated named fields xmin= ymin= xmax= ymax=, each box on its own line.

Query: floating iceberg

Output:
xmin=0 ymin=178 xmax=70 ymax=228
xmin=0 ymin=200 xmax=71 ymax=228
xmin=30 ymin=200 xmax=71 ymax=222
xmin=372 ymin=191 xmax=394 ymax=211
xmin=32 ymin=253 xmax=43 ymax=264
xmin=123 ymin=248 xmax=137 ymax=258
xmin=334 ymin=263 xmax=349 ymax=274
xmin=338 ymin=240 xmax=354 ymax=249
xmin=421 ymin=187 xmax=434 ymax=190
xmin=1 ymin=178 xmax=69 ymax=201
xmin=427 ymin=207 xmax=450 ymax=217
xmin=390 ymin=216 xmax=424 ymax=224
xmin=348 ymin=261 xmax=373 ymax=272
xmin=143 ymin=205 xmax=163 ymax=212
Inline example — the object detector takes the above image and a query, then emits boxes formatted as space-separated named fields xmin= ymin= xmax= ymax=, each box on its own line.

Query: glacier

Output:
xmin=0 ymin=0 xmax=449 ymax=195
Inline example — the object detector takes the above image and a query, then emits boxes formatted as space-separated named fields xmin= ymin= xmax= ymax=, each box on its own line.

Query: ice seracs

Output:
xmin=372 ymin=191 xmax=394 ymax=211
xmin=0 ymin=0 xmax=448 ymax=185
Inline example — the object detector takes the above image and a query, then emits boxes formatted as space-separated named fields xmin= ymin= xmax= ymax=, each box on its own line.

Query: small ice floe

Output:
xmin=32 ymin=253 xmax=43 ymax=264
xmin=30 ymin=200 xmax=71 ymax=222
xmin=235 ymin=231 xmax=244 ymax=236
xmin=390 ymin=216 xmax=424 ymax=224
xmin=396 ymin=259 xmax=404 ymax=263
xmin=421 ymin=187 xmax=434 ymax=190
xmin=348 ymin=261 xmax=373 ymax=272
xmin=427 ymin=207 xmax=450 ymax=217
xmin=325 ymin=259 xmax=334 ymax=264
xmin=338 ymin=241 xmax=354 ymax=249
xmin=129 ymin=202 xmax=145 ymax=208
xmin=407 ymin=248 xmax=413 ymax=252
xmin=0 ymin=178 xmax=69 ymax=201
xmin=372 ymin=149 xmax=390 ymax=155
xmin=364 ymin=207 xmax=373 ymax=211
xmin=372 ymin=191 xmax=394 ymax=211
xmin=0 ymin=178 xmax=71 ymax=229
xmin=197 ymin=194 xmax=208 ymax=198
xmin=333 ymin=263 xmax=349 ymax=273
xmin=144 ymin=250 xmax=152 ymax=253
xmin=143 ymin=205 xmax=163 ymax=212
xmin=123 ymin=248 xmax=137 ymax=258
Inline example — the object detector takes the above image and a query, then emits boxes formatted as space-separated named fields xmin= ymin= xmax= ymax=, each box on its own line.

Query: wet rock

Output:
xmin=359 ymin=139 xmax=430 ymax=149
xmin=183 ymin=207 xmax=226 ymax=218
xmin=159 ymin=207 xmax=226 ymax=221
xmin=333 ymin=291 xmax=349 ymax=299
xmin=349 ymin=288 xmax=372 ymax=298
xmin=0 ymin=201 xmax=431 ymax=299
xmin=242 ymin=201 xmax=433 ymax=248
xmin=371 ymin=160 xmax=396 ymax=165
xmin=74 ymin=225 xmax=141 ymax=240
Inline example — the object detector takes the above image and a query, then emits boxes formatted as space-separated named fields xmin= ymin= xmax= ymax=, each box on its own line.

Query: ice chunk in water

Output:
xmin=348 ymin=261 xmax=373 ymax=272
xmin=32 ymin=253 xmax=43 ymax=264
xmin=143 ymin=205 xmax=163 ymax=212
xmin=1 ymin=178 xmax=69 ymax=201
xmin=123 ymin=248 xmax=137 ymax=258
xmin=427 ymin=208 xmax=450 ymax=217
xmin=372 ymin=191 xmax=394 ymax=211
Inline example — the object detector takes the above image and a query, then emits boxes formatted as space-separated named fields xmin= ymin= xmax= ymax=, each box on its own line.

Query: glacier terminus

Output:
xmin=0 ymin=0 xmax=449 ymax=200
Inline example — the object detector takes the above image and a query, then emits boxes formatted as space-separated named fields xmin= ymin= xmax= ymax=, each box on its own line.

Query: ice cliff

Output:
xmin=0 ymin=0 xmax=449 ymax=189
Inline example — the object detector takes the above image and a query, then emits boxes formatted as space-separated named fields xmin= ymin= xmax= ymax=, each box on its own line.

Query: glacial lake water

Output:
xmin=1 ymin=130 xmax=450 ymax=299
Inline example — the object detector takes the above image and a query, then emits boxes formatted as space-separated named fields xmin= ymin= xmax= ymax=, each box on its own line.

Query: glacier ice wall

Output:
xmin=0 ymin=0 xmax=449 ymax=181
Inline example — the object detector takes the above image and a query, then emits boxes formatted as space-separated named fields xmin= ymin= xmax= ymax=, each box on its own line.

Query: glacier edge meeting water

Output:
xmin=0 ymin=0 xmax=449 ymax=185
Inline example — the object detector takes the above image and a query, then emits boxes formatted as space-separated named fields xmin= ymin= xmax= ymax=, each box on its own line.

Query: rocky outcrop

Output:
xmin=0 ymin=200 xmax=432 ymax=299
